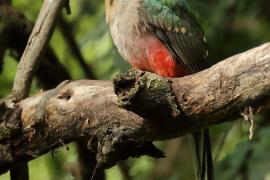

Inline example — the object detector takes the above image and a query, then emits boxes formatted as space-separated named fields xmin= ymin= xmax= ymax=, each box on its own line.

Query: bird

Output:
xmin=105 ymin=0 xmax=213 ymax=179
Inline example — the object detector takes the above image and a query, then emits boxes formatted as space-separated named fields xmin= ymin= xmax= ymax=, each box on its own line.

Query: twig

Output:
xmin=11 ymin=0 xmax=69 ymax=100
xmin=0 ymin=3 xmax=71 ymax=89
xmin=241 ymin=106 xmax=255 ymax=140
xmin=7 ymin=0 xmax=68 ymax=179
xmin=58 ymin=15 xmax=96 ymax=79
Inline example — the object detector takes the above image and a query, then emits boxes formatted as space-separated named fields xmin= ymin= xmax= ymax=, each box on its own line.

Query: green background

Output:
xmin=0 ymin=0 xmax=270 ymax=179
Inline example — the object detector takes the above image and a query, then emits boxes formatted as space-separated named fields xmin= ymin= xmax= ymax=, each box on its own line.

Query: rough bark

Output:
xmin=0 ymin=43 xmax=269 ymax=175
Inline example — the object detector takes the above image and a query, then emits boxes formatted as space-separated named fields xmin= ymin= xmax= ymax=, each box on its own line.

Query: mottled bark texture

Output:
xmin=0 ymin=43 xmax=269 ymax=175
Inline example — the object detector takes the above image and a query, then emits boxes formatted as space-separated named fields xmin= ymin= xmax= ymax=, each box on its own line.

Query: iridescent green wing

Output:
xmin=140 ymin=1 xmax=213 ymax=180
xmin=141 ymin=0 xmax=210 ymax=73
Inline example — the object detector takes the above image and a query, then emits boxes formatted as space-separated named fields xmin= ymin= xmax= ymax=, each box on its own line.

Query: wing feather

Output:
xmin=141 ymin=0 xmax=210 ymax=73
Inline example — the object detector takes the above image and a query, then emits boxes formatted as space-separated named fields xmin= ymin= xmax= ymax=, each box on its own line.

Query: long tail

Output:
xmin=190 ymin=129 xmax=213 ymax=180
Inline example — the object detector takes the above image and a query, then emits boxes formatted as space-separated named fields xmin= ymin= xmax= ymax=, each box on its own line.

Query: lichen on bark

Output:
xmin=113 ymin=69 xmax=180 ymax=119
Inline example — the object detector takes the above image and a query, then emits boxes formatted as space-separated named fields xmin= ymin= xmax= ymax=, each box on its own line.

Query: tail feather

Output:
xmin=190 ymin=129 xmax=213 ymax=180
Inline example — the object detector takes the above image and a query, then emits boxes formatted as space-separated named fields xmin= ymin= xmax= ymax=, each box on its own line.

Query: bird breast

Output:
xmin=110 ymin=19 xmax=187 ymax=77
xmin=108 ymin=1 xmax=187 ymax=77
xmin=110 ymin=16 xmax=155 ymax=71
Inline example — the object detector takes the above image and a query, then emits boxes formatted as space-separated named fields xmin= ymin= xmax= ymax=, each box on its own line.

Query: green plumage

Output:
xmin=141 ymin=0 xmax=209 ymax=73
xmin=142 ymin=0 xmax=192 ymax=29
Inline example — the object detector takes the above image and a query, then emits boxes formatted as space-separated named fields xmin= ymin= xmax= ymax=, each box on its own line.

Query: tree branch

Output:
xmin=58 ymin=15 xmax=96 ymax=79
xmin=4 ymin=0 xmax=68 ymax=179
xmin=0 ymin=43 xmax=269 ymax=174
xmin=11 ymin=0 xmax=68 ymax=100
xmin=0 ymin=3 xmax=71 ymax=89
xmin=0 ymin=2 xmax=100 ymax=179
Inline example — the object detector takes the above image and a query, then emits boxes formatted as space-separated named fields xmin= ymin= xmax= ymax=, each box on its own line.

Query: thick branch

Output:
xmin=0 ymin=43 xmax=269 ymax=174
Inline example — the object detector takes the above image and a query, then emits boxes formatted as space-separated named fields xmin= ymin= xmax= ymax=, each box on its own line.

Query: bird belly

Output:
xmin=128 ymin=34 xmax=188 ymax=77
xmin=110 ymin=21 xmax=187 ymax=77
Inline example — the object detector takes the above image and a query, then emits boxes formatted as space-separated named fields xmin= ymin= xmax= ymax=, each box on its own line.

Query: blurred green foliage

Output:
xmin=0 ymin=0 xmax=270 ymax=179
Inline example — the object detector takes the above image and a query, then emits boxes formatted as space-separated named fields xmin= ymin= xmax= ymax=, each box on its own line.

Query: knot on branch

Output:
xmin=113 ymin=69 xmax=180 ymax=119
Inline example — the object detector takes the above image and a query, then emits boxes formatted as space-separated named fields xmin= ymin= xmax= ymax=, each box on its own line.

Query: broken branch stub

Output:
xmin=113 ymin=69 xmax=180 ymax=119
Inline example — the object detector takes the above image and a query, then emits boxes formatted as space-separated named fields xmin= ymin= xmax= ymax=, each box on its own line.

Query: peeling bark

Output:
xmin=0 ymin=43 xmax=269 ymax=174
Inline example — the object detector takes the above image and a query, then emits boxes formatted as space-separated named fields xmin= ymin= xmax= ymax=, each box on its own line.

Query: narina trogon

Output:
xmin=105 ymin=0 xmax=213 ymax=179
